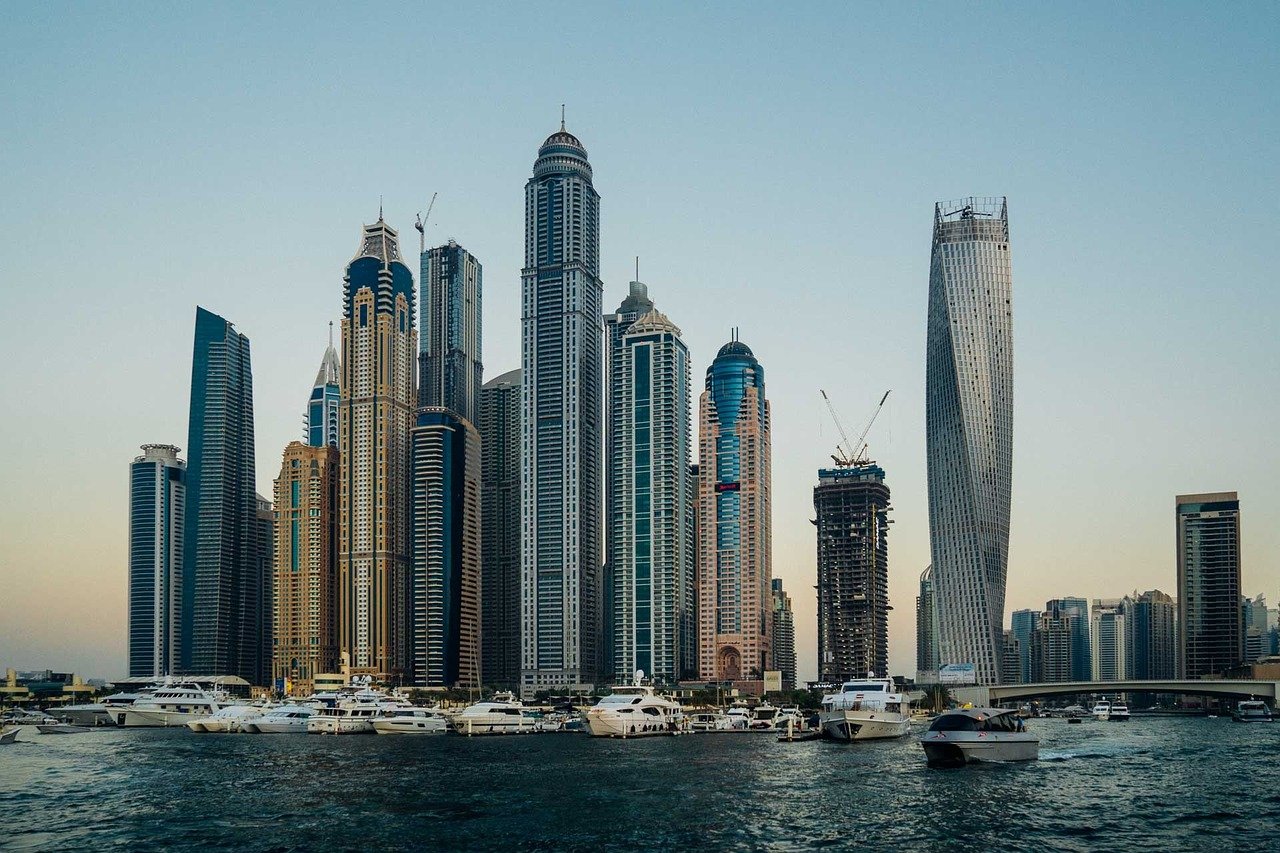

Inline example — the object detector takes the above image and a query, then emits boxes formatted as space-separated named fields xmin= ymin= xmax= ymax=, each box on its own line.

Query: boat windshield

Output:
xmin=928 ymin=714 xmax=979 ymax=732
xmin=842 ymin=683 xmax=887 ymax=693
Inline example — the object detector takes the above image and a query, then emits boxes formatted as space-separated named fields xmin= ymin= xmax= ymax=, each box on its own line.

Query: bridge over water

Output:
xmin=950 ymin=679 xmax=1280 ymax=706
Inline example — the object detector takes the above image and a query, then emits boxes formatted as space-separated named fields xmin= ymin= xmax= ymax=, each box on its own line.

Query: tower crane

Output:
xmin=820 ymin=389 xmax=891 ymax=467
xmin=414 ymin=192 xmax=437 ymax=253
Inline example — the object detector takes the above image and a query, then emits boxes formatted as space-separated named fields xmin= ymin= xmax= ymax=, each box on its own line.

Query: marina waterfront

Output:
xmin=3 ymin=717 xmax=1278 ymax=850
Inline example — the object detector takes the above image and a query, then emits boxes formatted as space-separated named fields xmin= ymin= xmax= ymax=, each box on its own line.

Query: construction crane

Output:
xmin=414 ymin=192 xmax=437 ymax=253
xmin=944 ymin=203 xmax=992 ymax=219
xmin=820 ymin=389 xmax=891 ymax=467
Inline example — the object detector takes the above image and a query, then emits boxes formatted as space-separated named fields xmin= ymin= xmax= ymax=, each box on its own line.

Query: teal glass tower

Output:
xmin=129 ymin=444 xmax=186 ymax=677
xmin=308 ymin=324 xmax=340 ymax=447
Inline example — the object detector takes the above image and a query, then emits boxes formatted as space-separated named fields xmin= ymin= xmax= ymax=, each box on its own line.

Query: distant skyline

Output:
xmin=2 ymin=3 xmax=1278 ymax=682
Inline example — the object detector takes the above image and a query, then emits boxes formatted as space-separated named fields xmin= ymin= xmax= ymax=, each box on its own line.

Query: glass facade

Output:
xmin=128 ymin=445 xmax=185 ymax=678
xmin=418 ymin=241 xmax=482 ymax=424
xmin=1176 ymin=492 xmax=1242 ymax=678
xmin=925 ymin=197 xmax=1013 ymax=685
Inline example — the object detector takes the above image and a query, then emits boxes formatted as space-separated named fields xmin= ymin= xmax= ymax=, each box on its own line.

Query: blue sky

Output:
xmin=2 ymin=2 xmax=1276 ymax=681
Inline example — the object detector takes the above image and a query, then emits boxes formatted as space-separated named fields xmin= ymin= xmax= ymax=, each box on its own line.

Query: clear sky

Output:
xmin=2 ymin=2 xmax=1277 ymax=683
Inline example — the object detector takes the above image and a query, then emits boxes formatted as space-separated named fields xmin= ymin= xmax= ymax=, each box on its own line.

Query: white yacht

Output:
xmin=308 ymin=688 xmax=409 ymax=735
xmin=773 ymin=705 xmax=807 ymax=733
xmin=242 ymin=705 xmax=316 ymax=734
xmin=119 ymin=684 xmax=230 ymax=727
xmin=748 ymin=702 xmax=780 ymax=731
xmin=920 ymin=708 xmax=1039 ymax=767
xmin=372 ymin=707 xmax=449 ymax=735
xmin=725 ymin=706 xmax=752 ymax=730
xmin=187 ymin=704 xmax=269 ymax=733
xmin=1232 ymin=700 xmax=1275 ymax=723
xmin=688 ymin=711 xmax=735 ymax=732
xmin=1093 ymin=700 xmax=1129 ymax=721
xmin=818 ymin=675 xmax=911 ymax=741
xmin=585 ymin=671 xmax=682 ymax=738
xmin=449 ymin=692 xmax=538 ymax=736
xmin=0 ymin=709 xmax=60 ymax=727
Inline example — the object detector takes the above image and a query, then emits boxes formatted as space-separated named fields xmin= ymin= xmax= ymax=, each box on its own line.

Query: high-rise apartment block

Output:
xmin=1176 ymin=492 xmax=1242 ymax=678
xmin=697 ymin=335 xmax=772 ymax=689
xmin=480 ymin=369 xmax=521 ymax=688
xmin=1090 ymin=599 xmax=1126 ymax=681
xmin=815 ymin=464 xmax=891 ymax=681
xmin=770 ymin=578 xmax=796 ymax=691
xmin=606 ymin=292 xmax=694 ymax=685
xmin=1029 ymin=609 xmax=1072 ymax=683
xmin=409 ymin=409 xmax=481 ymax=688
xmin=916 ymin=566 xmax=938 ymax=680
xmin=339 ymin=216 xmax=416 ymax=682
xmin=520 ymin=123 xmax=604 ymax=696
xmin=1046 ymin=597 xmax=1091 ymax=682
xmin=1010 ymin=608 xmax=1037 ymax=683
xmin=1125 ymin=589 xmax=1177 ymax=680
xmin=308 ymin=329 xmax=340 ymax=448
xmin=925 ymin=198 xmax=1013 ymax=685
xmin=128 ymin=444 xmax=186 ymax=678
xmin=271 ymin=442 xmax=338 ymax=696
xmin=184 ymin=306 xmax=263 ymax=683
xmin=418 ymin=240 xmax=482 ymax=422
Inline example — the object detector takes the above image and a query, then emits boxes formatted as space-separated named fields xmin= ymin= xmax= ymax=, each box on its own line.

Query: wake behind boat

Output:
xmin=817 ymin=674 xmax=910 ymax=741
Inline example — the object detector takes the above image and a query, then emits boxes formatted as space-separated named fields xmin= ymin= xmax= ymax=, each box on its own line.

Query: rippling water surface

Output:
xmin=2 ymin=716 xmax=1277 ymax=850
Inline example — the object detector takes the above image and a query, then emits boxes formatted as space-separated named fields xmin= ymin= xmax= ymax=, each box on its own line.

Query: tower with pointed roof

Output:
xmin=520 ymin=121 xmax=604 ymax=695
xmin=606 ymin=289 xmax=694 ymax=685
xmin=308 ymin=324 xmax=341 ymax=447
xmin=697 ymin=335 xmax=772 ymax=690
xmin=339 ymin=214 xmax=417 ymax=682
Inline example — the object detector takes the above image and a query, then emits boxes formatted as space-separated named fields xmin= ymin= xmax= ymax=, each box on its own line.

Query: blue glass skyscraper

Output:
xmin=308 ymin=324 xmax=340 ymax=447
xmin=184 ymin=306 xmax=263 ymax=682
xmin=129 ymin=444 xmax=185 ymax=677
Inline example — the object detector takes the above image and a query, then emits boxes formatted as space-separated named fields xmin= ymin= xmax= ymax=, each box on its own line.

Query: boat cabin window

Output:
xmin=928 ymin=714 xmax=979 ymax=732
xmin=842 ymin=684 xmax=883 ymax=693
xmin=986 ymin=714 xmax=1017 ymax=732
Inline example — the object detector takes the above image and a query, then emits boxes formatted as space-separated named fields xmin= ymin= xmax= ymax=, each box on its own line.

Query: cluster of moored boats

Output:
xmin=4 ymin=671 xmax=1274 ymax=765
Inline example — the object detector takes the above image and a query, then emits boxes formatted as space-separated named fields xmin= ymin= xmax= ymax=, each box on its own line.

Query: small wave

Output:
xmin=1171 ymin=811 xmax=1244 ymax=823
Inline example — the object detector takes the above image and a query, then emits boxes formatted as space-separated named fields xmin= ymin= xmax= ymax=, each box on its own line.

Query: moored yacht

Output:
xmin=688 ymin=711 xmax=735 ymax=732
xmin=119 ymin=684 xmax=229 ymax=727
xmin=187 ymin=704 xmax=270 ymax=733
xmin=308 ymin=687 xmax=410 ymax=735
xmin=773 ymin=706 xmax=807 ymax=733
xmin=1232 ymin=700 xmax=1274 ymax=723
xmin=449 ymin=692 xmax=537 ymax=735
xmin=585 ymin=671 xmax=683 ymax=738
xmin=725 ymin=705 xmax=751 ymax=730
xmin=748 ymin=702 xmax=780 ymax=731
xmin=818 ymin=674 xmax=911 ymax=741
xmin=920 ymin=708 xmax=1039 ymax=767
xmin=1091 ymin=701 xmax=1111 ymax=721
xmin=372 ymin=707 xmax=449 ymax=735
xmin=243 ymin=704 xmax=316 ymax=733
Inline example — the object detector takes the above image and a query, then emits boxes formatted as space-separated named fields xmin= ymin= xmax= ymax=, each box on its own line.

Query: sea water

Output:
xmin=2 ymin=716 xmax=1276 ymax=850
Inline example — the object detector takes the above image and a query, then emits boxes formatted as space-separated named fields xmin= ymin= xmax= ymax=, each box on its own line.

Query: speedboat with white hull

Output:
xmin=372 ymin=707 xmax=449 ymax=735
xmin=920 ymin=708 xmax=1039 ymax=768
xmin=586 ymin=671 xmax=683 ymax=738
xmin=187 ymin=704 xmax=269 ymax=732
xmin=450 ymin=692 xmax=538 ymax=735
xmin=1232 ymin=700 xmax=1274 ymax=722
xmin=818 ymin=674 xmax=910 ymax=741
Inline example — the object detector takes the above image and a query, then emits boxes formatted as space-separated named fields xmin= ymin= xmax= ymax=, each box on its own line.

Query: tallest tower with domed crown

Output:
xmin=519 ymin=119 xmax=604 ymax=696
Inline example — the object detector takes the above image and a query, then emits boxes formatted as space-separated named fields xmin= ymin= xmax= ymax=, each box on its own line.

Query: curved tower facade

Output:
xmin=339 ymin=215 xmax=417 ymax=682
xmin=925 ymin=197 xmax=1013 ymax=685
xmin=697 ymin=336 xmax=772 ymax=688
xmin=520 ymin=123 xmax=603 ymax=695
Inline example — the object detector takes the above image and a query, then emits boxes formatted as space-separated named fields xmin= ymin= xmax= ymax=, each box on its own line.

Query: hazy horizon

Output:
xmin=2 ymin=2 xmax=1277 ymax=683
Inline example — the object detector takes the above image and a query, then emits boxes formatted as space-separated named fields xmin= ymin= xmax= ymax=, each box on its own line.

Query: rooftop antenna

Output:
xmin=561 ymin=103 xmax=566 ymax=130
xmin=635 ymin=255 xmax=640 ymax=282
xmin=328 ymin=320 xmax=333 ymax=348
xmin=379 ymin=195 xmax=384 ymax=221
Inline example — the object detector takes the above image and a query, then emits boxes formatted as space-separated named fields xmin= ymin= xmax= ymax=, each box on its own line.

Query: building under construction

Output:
xmin=814 ymin=464 xmax=891 ymax=682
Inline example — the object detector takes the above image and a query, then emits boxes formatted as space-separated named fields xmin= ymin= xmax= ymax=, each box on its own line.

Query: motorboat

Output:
xmin=748 ymin=702 xmax=780 ymax=731
xmin=1061 ymin=705 xmax=1089 ymax=719
xmin=0 ymin=708 xmax=60 ymax=727
xmin=0 ymin=728 xmax=18 ymax=745
xmin=688 ymin=711 xmax=735 ymax=732
xmin=372 ymin=707 xmax=449 ymax=735
xmin=1232 ymin=700 xmax=1275 ymax=722
xmin=450 ymin=692 xmax=539 ymax=736
xmin=920 ymin=708 xmax=1039 ymax=768
xmin=1092 ymin=701 xmax=1112 ymax=721
xmin=1108 ymin=701 xmax=1130 ymax=722
xmin=242 ymin=704 xmax=316 ymax=733
xmin=725 ymin=705 xmax=752 ymax=730
xmin=818 ymin=674 xmax=911 ymax=742
xmin=773 ymin=705 xmax=807 ymax=733
xmin=308 ymin=688 xmax=410 ymax=735
xmin=585 ymin=671 xmax=683 ymax=738
xmin=187 ymin=704 xmax=270 ymax=733
xmin=119 ymin=684 xmax=230 ymax=727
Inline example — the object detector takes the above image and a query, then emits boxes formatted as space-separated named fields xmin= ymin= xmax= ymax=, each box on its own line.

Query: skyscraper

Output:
xmin=272 ymin=441 xmax=338 ymax=696
xmin=916 ymin=566 xmax=938 ymax=680
xmin=815 ymin=464 xmax=891 ymax=682
xmin=606 ymin=294 xmax=693 ymax=685
xmin=1176 ymin=492 xmax=1242 ymax=678
xmin=1000 ymin=630 xmax=1023 ymax=685
xmin=308 ymin=326 xmax=340 ymax=448
xmin=1125 ymin=589 xmax=1177 ymax=680
xmin=184 ymin=306 xmax=261 ymax=682
xmin=520 ymin=121 xmax=603 ymax=696
xmin=1046 ymin=596 xmax=1092 ymax=682
xmin=1010 ymin=608 xmax=1037 ymax=683
xmin=1030 ymin=609 xmax=1072 ymax=683
xmin=409 ymin=409 xmax=481 ymax=688
xmin=418 ymin=240 xmax=482 ymax=422
xmin=128 ymin=444 xmax=185 ymax=678
xmin=1243 ymin=593 xmax=1267 ymax=663
xmin=339 ymin=216 xmax=416 ymax=682
xmin=697 ymin=334 xmax=772 ymax=688
xmin=480 ymin=369 xmax=522 ymax=689
xmin=604 ymin=278 xmax=655 ymax=680
xmin=253 ymin=493 xmax=274 ymax=687
xmin=925 ymin=198 xmax=1013 ymax=685
xmin=1091 ymin=599 xmax=1127 ymax=681
xmin=770 ymin=578 xmax=796 ymax=691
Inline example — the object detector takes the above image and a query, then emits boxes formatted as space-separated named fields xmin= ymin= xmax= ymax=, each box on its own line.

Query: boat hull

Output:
xmin=921 ymin=733 xmax=1039 ymax=768
xmin=37 ymin=724 xmax=93 ymax=734
xmin=307 ymin=718 xmax=375 ymax=735
xmin=586 ymin=713 xmax=674 ymax=738
xmin=122 ymin=709 xmax=212 ymax=728
xmin=0 ymin=729 xmax=18 ymax=745
xmin=243 ymin=721 xmax=310 ymax=734
xmin=372 ymin=719 xmax=448 ymax=735
xmin=450 ymin=716 xmax=538 ymax=735
xmin=819 ymin=710 xmax=910 ymax=742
